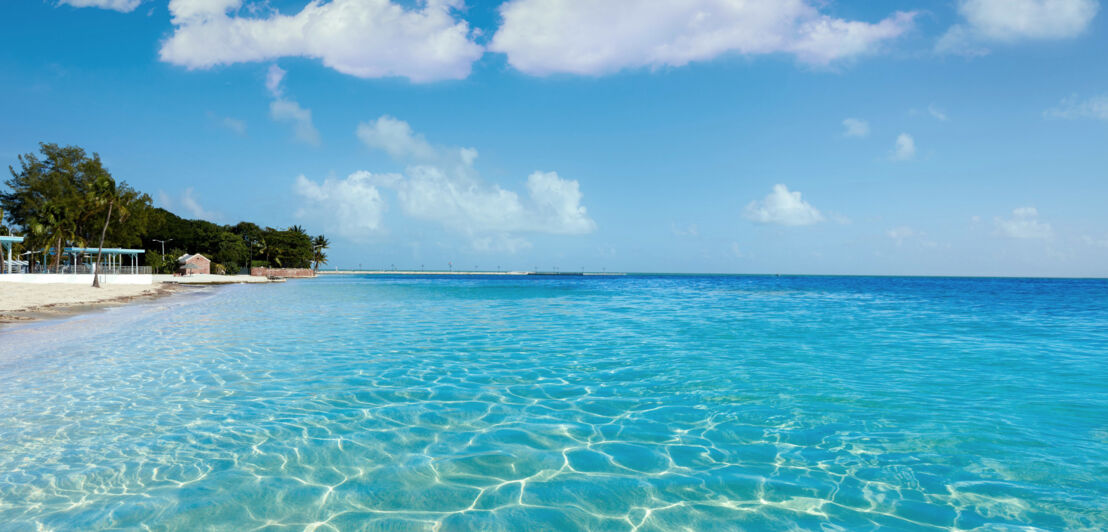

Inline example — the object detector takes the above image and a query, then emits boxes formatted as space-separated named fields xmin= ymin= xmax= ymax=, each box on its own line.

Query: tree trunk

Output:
xmin=51 ymin=236 xmax=62 ymax=271
xmin=92 ymin=200 xmax=113 ymax=288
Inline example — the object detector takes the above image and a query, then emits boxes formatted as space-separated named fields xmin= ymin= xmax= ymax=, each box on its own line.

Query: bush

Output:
xmin=212 ymin=263 xmax=227 ymax=275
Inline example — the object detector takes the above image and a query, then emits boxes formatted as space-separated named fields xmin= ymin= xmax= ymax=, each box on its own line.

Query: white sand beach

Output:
xmin=0 ymin=275 xmax=280 ymax=323
xmin=0 ymin=282 xmax=176 ymax=318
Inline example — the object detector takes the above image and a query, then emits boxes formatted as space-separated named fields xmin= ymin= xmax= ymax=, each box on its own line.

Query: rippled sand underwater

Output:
xmin=1 ymin=275 xmax=1106 ymax=530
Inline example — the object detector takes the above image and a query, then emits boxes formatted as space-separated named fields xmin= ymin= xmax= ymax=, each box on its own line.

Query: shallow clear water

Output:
xmin=1 ymin=275 xmax=1106 ymax=530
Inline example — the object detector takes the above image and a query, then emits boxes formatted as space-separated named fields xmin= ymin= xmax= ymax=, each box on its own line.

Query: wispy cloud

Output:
xmin=928 ymin=104 xmax=949 ymax=122
xmin=265 ymin=65 xmax=320 ymax=146
xmin=842 ymin=118 xmax=870 ymax=138
xmin=1045 ymin=94 xmax=1108 ymax=121
xmin=159 ymin=188 xmax=221 ymax=222
xmin=59 ymin=0 xmax=142 ymax=13
xmin=994 ymin=207 xmax=1053 ymax=239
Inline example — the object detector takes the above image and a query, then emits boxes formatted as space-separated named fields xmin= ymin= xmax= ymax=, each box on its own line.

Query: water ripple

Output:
xmin=1 ymin=275 xmax=1106 ymax=530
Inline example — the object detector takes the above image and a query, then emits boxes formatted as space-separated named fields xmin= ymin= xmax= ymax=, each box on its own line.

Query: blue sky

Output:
xmin=2 ymin=0 xmax=1107 ymax=276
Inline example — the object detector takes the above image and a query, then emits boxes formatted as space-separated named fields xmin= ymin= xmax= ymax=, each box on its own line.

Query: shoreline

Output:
xmin=0 ymin=274 xmax=288 ymax=327
xmin=0 ymin=282 xmax=184 ymax=325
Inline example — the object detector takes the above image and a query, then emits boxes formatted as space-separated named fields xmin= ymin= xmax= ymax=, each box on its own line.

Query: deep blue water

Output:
xmin=1 ymin=274 xmax=1106 ymax=530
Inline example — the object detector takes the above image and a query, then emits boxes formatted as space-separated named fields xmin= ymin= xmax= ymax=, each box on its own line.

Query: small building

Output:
xmin=178 ymin=253 xmax=211 ymax=275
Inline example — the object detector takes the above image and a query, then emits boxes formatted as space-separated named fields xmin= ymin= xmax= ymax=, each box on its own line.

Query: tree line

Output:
xmin=1 ymin=143 xmax=329 ymax=274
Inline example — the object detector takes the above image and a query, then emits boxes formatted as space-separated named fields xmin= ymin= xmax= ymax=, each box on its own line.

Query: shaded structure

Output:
xmin=1 ymin=236 xmax=24 ymax=274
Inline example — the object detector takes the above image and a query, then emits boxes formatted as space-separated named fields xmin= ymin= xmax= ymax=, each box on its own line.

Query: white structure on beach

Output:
xmin=1 ymin=236 xmax=23 ymax=274
xmin=0 ymin=241 xmax=153 ymax=285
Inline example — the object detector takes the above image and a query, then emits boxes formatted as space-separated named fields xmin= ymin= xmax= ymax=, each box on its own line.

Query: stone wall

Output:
xmin=250 ymin=267 xmax=315 ymax=278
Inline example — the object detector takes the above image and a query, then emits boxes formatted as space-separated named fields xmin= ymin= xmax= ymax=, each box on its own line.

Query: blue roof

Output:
xmin=62 ymin=247 xmax=144 ymax=254
xmin=0 ymin=236 xmax=23 ymax=244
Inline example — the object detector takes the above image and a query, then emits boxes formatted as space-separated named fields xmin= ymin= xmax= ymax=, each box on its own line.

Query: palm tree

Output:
xmin=90 ymin=175 xmax=116 ymax=288
xmin=312 ymin=234 xmax=330 ymax=272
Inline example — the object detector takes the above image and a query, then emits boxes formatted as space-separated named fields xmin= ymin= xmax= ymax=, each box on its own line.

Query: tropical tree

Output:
xmin=90 ymin=174 xmax=118 ymax=288
xmin=312 ymin=234 xmax=330 ymax=271
xmin=3 ymin=143 xmax=150 ymax=271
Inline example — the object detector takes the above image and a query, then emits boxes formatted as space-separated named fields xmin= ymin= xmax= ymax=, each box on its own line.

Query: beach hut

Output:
xmin=177 ymin=253 xmax=211 ymax=275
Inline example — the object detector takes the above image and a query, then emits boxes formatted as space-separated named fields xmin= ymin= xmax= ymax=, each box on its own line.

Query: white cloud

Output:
xmin=842 ymin=118 xmax=870 ymax=138
xmin=892 ymin=133 xmax=916 ymax=161
xmin=995 ymin=207 xmax=1054 ymax=239
xmin=730 ymin=242 xmax=743 ymax=258
xmin=294 ymin=173 xmax=388 ymax=238
xmin=160 ymin=188 xmax=220 ymax=221
xmin=160 ymin=0 xmax=484 ymax=83
xmin=356 ymin=116 xmax=435 ymax=160
xmin=938 ymin=0 xmax=1099 ymax=55
xmin=671 ymin=223 xmax=699 ymax=237
xmin=221 ymin=117 xmax=246 ymax=135
xmin=886 ymin=225 xmax=915 ymax=244
xmin=59 ymin=0 xmax=142 ymax=12
xmin=1045 ymin=94 xmax=1108 ymax=120
xmin=270 ymin=99 xmax=320 ymax=146
xmin=265 ymin=64 xmax=286 ymax=97
xmin=489 ymin=0 xmax=916 ymax=76
xmin=1081 ymin=235 xmax=1108 ymax=248
xmin=296 ymin=116 xmax=596 ymax=247
xmin=744 ymin=184 xmax=824 ymax=226
xmin=928 ymin=104 xmax=949 ymax=121
xmin=264 ymin=65 xmax=319 ymax=145
xmin=206 ymin=111 xmax=247 ymax=135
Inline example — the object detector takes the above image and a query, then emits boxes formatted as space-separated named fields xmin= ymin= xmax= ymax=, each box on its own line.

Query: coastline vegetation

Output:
xmin=2 ymin=143 xmax=328 ymax=274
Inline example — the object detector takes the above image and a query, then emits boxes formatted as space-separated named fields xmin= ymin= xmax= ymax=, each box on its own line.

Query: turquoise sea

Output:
xmin=1 ymin=275 xmax=1106 ymax=530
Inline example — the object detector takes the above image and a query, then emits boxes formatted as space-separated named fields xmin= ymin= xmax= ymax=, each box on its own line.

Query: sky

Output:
xmin=2 ymin=0 xmax=1107 ymax=276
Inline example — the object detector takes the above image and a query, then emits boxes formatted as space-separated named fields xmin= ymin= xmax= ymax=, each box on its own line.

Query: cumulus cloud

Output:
xmin=59 ymin=0 xmax=142 ymax=12
xmin=892 ymin=133 xmax=916 ymax=161
xmin=489 ymin=0 xmax=916 ymax=76
xmin=744 ymin=184 xmax=824 ymax=226
xmin=296 ymin=116 xmax=596 ymax=247
xmin=938 ymin=0 xmax=1099 ymax=55
xmin=995 ymin=207 xmax=1054 ymax=239
xmin=356 ymin=116 xmax=435 ymax=160
xmin=295 ymin=173 xmax=388 ymax=237
xmin=842 ymin=118 xmax=870 ymax=138
xmin=160 ymin=0 xmax=484 ymax=83
xmin=265 ymin=65 xmax=319 ymax=145
xmin=1045 ymin=94 xmax=1108 ymax=120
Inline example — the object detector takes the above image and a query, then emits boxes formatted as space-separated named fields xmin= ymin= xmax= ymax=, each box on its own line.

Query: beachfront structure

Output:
xmin=61 ymin=247 xmax=146 ymax=274
xmin=1 ymin=236 xmax=25 ymax=274
xmin=0 ymin=244 xmax=153 ymax=285
xmin=178 ymin=253 xmax=210 ymax=275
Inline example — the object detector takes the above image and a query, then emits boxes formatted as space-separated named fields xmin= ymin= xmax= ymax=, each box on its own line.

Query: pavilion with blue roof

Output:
xmin=1 ymin=236 xmax=24 ymax=274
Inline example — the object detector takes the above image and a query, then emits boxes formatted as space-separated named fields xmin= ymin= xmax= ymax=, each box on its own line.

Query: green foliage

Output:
xmin=2 ymin=143 xmax=325 ymax=273
xmin=2 ymin=143 xmax=152 ymax=268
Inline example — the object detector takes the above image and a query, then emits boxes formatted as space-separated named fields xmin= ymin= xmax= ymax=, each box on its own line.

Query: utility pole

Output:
xmin=153 ymin=238 xmax=172 ymax=273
